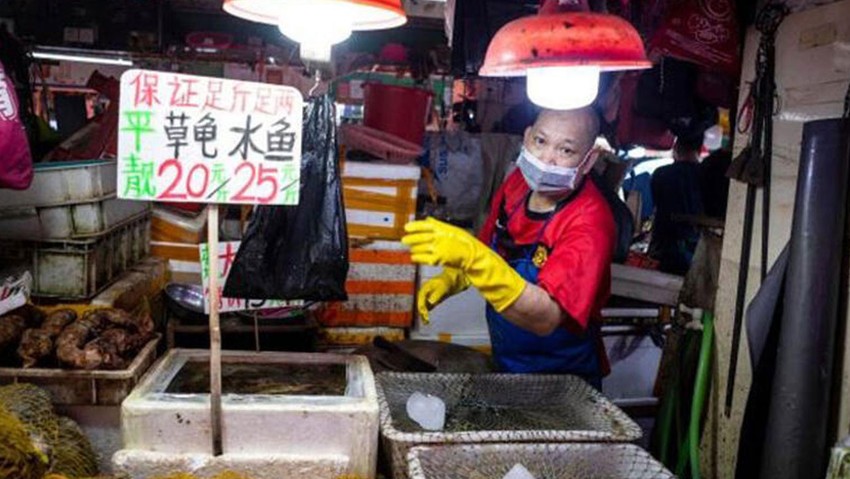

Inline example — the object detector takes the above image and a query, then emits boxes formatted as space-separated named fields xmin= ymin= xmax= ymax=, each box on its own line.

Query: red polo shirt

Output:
xmin=479 ymin=170 xmax=615 ymax=370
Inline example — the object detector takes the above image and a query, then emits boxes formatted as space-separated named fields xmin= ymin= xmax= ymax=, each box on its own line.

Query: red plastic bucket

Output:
xmin=363 ymin=83 xmax=433 ymax=146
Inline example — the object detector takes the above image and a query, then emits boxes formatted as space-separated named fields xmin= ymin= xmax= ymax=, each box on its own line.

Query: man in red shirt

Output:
xmin=403 ymin=108 xmax=615 ymax=388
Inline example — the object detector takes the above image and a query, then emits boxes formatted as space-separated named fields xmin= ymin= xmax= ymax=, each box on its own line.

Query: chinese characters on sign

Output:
xmin=118 ymin=69 xmax=303 ymax=205
xmin=199 ymin=242 xmax=303 ymax=313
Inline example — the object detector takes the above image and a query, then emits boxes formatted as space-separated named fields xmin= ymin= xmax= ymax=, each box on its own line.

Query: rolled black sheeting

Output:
xmin=760 ymin=118 xmax=850 ymax=479
xmin=735 ymin=243 xmax=788 ymax=478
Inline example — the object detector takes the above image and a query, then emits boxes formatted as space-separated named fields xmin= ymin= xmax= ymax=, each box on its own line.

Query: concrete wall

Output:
xmin=703 ymin=2 xmax=850 ymax=476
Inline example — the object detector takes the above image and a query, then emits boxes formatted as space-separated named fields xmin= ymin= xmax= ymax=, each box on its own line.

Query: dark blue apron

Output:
xmin=486 ymin=191 xmax=602 ymax=387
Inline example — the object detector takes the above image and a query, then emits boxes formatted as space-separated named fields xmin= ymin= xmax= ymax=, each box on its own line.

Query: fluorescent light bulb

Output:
xmin=277 ymin=0 xmax=353 ymax=61
xmin=32 ymin=51 xmax=133 ymax=66
xmin=526 ymin=66 xmax=599 ymax=110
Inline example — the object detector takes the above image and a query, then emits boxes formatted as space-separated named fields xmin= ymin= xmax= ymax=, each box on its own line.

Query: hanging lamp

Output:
xmin=479 ymin=3 xmax=650 ymax=110
xmin=223 ymin=0 xmax=407 ymax=61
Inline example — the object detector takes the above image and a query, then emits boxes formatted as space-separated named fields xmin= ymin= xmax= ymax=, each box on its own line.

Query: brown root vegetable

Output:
xmin=40 ymin=309 xmax=77 ymax=337
xmin=54 ymin=308 xmax=153 ymax=370
xmin=135 ymin=312 xmax=155 ymax=336
xmin=80 ymin=340 xmax=124 ymax=370
xmin=14 ymin=305 xmax=46 ymax=328
xmin=55 ymin=314 xmax=105 ymax=370
xmin=0 ymin=314 xmax=27 ymax=353
xmin=15 ymin=309 xmax=77 ymax=369
xmin=16 ymin=330 xmax=53 ymax=368
xmin=81 ymin=328 xmax=151 ymax=370
xmin=101 ymin=327 xmax=151 ymax=353
xmin=95 ymin=308 xmax=154 ymax=336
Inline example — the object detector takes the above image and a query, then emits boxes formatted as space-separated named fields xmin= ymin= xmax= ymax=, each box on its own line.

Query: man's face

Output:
xmin=522 ymin=108 xmax=598 ymax=169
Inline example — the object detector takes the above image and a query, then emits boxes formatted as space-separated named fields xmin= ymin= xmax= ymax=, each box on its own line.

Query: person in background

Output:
xmin=649 ymin=135 xmax=705 ymax=275
xmin=699 ymin=149 xmax=732 ymax=220
xmin=402 ymin=108 xmax=615 ymax=389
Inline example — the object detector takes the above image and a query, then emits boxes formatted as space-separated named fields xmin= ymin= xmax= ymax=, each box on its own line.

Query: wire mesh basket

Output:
xmin=407 ymin=443 xmax=674 ymax=479
xmin=376 ymin=373 xmax=643 ymax=479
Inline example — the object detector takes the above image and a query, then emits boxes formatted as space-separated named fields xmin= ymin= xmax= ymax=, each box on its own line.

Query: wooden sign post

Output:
xmin=117 ymin=69 xmax=303 ymax=455
xmin=207 ymin=205 xmax=222 ymax=454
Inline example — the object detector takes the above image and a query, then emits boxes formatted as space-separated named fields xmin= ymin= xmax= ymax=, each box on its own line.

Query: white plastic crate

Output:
xmin=0 ymin=214 xmax=151 ymax=299
xmin=0 ymin=160 xmax=116 ymax=209
xmin=0 ymin=197 xmax=150 ymax=240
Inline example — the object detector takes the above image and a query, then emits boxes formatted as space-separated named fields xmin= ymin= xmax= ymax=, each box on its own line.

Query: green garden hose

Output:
xmin=689 ymin=311 xmax=714 ymax=479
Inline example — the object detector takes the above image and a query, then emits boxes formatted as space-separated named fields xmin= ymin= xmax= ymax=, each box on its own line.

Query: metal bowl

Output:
xmin=164 ymin=283 xmax=206 ymax=322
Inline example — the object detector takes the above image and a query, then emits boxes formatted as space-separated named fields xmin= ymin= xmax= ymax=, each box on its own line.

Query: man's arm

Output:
xmin=402 ymin=214 xmax=611 ymax=339
xmin=501 ymin=283 xmax=565 ymax=336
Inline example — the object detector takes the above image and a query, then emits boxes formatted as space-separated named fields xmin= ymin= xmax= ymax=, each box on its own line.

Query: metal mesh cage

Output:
xmin=407 ymin=443 xmax=674 ymax=479
xmin=376 ymin=373 xmax=643 ymax=479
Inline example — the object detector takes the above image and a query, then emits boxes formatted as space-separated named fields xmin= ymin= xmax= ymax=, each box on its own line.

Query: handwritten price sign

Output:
xmin=199 ymin=241 xmax=303 ymax=313
xmin=118 ymin=69 xmax=303 ymax=205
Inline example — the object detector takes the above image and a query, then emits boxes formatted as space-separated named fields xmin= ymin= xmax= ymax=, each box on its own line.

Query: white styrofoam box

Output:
xmin=164 ymin=258 xmax=202 ymax=285
xmin=119 ymin=349 xmax=379 ymax=478
xmin=601 ymin=329 xmax=662 ymax=406
xmin=0 ymin=160 xmax=117 ymax=209
xmin=342 ymin=160 xmax=422 ymax=181
xmin=113 ymin=450 xmax=349 ymax=479
xmin=412 ymin=265 xmax=490 ymax=339
xmin=0 ymin=197 xmax=150 ymax=240
xmin=342 ymin=161 xmax=421 ymax=240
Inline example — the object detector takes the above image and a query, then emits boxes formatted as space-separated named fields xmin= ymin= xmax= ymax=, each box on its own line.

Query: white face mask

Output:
xmin=517 ymin=146 xmax=591 ymax=193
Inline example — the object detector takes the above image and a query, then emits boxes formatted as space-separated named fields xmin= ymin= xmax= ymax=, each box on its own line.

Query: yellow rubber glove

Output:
xmin=418 ymin=267 xmax=470 ymax=324
xmin=402 ymin=217 xmax=526 ymax=312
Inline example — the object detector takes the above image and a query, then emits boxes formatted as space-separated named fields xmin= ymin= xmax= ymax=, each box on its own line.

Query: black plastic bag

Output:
xmin=223 ymin=95 xmax=348 ymax=301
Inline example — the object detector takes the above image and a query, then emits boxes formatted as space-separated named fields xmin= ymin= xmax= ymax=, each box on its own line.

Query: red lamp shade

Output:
xmin=479 ymin=12 xmax=651 ymax=77
xmin=223 ymin=0 xmax=407 ymax=31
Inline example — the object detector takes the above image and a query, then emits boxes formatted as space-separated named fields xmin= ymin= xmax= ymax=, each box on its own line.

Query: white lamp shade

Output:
xmin=224 ymin=0 xmax=407 ymax=31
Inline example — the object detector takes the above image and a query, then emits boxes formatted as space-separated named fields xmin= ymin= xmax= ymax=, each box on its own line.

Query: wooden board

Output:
xmin=610 ymin=264 xmax=684 ymax=306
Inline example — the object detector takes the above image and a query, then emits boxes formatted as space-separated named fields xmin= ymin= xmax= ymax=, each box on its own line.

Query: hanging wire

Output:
xmin=724 ymin=0 xmax=788 ymax=418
